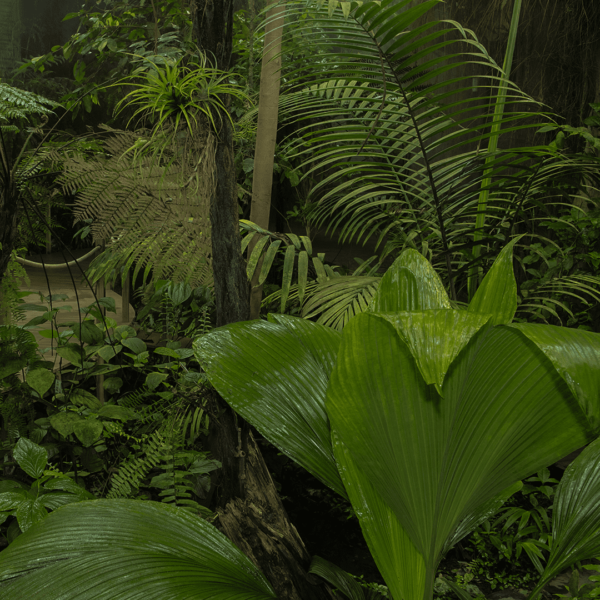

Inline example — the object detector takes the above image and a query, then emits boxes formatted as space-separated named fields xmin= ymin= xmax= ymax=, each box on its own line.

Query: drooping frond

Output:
xmin=0 ymin=83 xmax=58 ymax=122
xmin=54 ymin=125 xmax=213 ymax=288
xmin=272 ymin=0 xmax=600 ymax=302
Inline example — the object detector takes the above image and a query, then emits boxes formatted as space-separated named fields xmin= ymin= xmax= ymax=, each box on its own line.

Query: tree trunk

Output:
xmin=248 ymin=0 xmax=285 ymax=319
xmin=194 ymin=2 xmax=336 ymax=597
xmin=0 ymin=178 xmax=20 ymax=324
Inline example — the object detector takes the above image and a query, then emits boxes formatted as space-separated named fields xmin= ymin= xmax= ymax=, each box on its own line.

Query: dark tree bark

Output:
xmin=194 ymin=2 xmax=337 ymax=598
xmin=0 ymin=160 xmax=20 ymax=319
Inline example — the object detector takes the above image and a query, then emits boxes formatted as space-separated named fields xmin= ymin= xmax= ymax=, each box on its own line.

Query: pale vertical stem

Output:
xmin=122 ymin=268 xmax=131 ymax=323
xmin=468 ymin=0 xmax=522 ymax=300
xmin=95 ymin=243 xmax=106 ymax=404
xmin=248 ymin=0 xmax=256 ymax=92
xmin=248 ymin=1 xmax=285 ymax=319
xmin=45 ymin=204 xmax=51 ymax=253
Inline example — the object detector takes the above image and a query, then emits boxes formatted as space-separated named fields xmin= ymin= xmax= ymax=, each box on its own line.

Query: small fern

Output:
xmin=106 ymin=430 xmax=165 ymax=499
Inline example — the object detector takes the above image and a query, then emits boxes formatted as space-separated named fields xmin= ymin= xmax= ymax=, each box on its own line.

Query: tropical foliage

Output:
xmin=1 ymin=243 xmax=600 ymax=600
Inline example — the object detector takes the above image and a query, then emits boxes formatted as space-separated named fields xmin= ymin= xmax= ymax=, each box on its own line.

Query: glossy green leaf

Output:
xmin=121 ymin=337 xmax=147 ymax=355
xmin=50 ymin=412 xmax=83 ymax=437
xmin=0 ymin=359 xmax=26 ymax=380
xmin=332 ymin=430 xmax=426 ymax=600
xmin=26 ymin=369 xmax=55 ymax=397
xmin=257 ymin=239 xmax=281 ymax=286
xmin=267 ymin=313 xmax=341 ymax=373
xmin=280 ymin=244 xmax=296 ymax=313
xmin=308 ymin=555 xmax=365 ymax=600
xmin=40 ymin=493 xmax=85 ymax=511
xmin=442 ymin=480 xmax=523 ymax=556
xmin=508 ymin=324 xmax=600 ymax=431
xmin=194 ymin=317 xmax=347 ymax=499
xmin=72 ymin=419 xmax=103 ymax=447
xmin=43 ymin=478 xmax=91 ymax=498
xmin=15 ymin=499 xmax=47 ymax=532
xmin=327 ymin=313 xmax=592 ymax=598
xmin=72 ymin=321 xmax=104 ymax=345
xmin=167 ymin=283 xmax=192 ymax=307
xmin=55 ymin=344 xmax=85 ymax=366
xmin=0 ymin=492 xmax=26 ymax=511
xmin=468 ymin=237 xmax=522 ymax=325
xmin=246 ymin=235 xmax=270 ymax=281
xmin=97 ymin=344 xmax=122 ymax=362
xmin=381 ymin=310 xmax=491 ymax=391
xmin=531 ymin=436 xmax=600 ymax=597
xmin=70 ymin=389 xmax=102 ymax=411
xmin=13 ymin=438 xmax=48 ymax=479
xmin=368 ymin=249 xmax=451 ymax=313
xmin=0 ymin=500 xmax=277 ymax=599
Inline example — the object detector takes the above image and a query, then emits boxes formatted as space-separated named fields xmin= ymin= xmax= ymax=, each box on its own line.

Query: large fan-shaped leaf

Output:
xmin=468 ymin=236 xmax=522 ymax=325
xmin=332 ymin=430 xmax=426 ymax=600
xmin=530 ymin=436 xmax=600 ymax=598
xmin=508 ymin=324 xmax=600 ymax=431
xmin=368 ymin=249 xmax=451 ymax=312
xmin=380 ymin=310 xmax=490 ymax=391
xmin=326 ymin=313 xmax=593 ymax=599
xmin=0 ymin=499 xmax=276 ymax=599
xmin=193 ymin=317 xmax=347 ymax=499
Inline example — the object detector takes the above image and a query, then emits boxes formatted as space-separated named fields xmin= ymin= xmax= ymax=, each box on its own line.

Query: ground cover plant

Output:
xmin=1 ymin=243 xmax=600 ymax=600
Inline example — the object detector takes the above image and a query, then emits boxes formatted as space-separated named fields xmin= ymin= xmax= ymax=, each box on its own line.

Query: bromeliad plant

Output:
xmin=1 ymin=240 xmax=600 ymax=600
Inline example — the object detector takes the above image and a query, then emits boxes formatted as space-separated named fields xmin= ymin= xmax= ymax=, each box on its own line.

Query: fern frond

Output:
xmin=106 ymin=430 xmax=165 ymax=499
xmin=56 ymin=126 xmax=214 ymax=290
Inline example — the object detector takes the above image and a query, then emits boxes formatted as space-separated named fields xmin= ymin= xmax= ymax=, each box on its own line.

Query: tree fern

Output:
xmin=53 ymin=125 xmax=213 ymax=290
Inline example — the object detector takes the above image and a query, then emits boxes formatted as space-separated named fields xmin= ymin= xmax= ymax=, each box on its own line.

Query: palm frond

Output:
xmin=271 ymin=0 xmax=599 ymax=303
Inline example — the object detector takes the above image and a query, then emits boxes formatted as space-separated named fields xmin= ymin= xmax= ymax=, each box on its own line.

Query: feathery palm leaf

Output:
xmin=272 ymin=0 xmax=600 ymax=305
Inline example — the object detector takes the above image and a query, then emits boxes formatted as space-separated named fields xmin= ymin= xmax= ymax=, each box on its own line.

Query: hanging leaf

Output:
xmin=97 ymin=344 xmax=123 ymax=362
xmin=98 ymin=405 xmax=137 ymax=421
xmin=49 ymin=412 xmax=83 ymax=438
xmin=258 ymin=240 xmax=282 ymax=286
xmin=297 ymin=250 xmax=309 ymax=306
xmin=55 ymin=344 xmax=85 ymax=366
xmin=167 ymin=282 xmax=192 ymax=306
xmin=26 ymin=369 xmax=55 ymax=397
xmin=72 ymin=321 xmax=104 ymax=345
xmin=121 ymin=337 xmax=147 ymax=355
xmin=246 ymin=235 xmax=270 ymax=281
xmin=280 ymin=244 xmax=296 ymax=313
xmin=73 ymin=419 xmax=104 ymax=447
xmin=70 ymin=389 xmax=103 ymax=411
xmin=146 ymin=372 xmax=169 ymax=390
xmin=0 ymin=359 xmax=26 ymax=380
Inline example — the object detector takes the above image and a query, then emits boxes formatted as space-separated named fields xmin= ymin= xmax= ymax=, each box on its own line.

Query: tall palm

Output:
xmin=269 ymin=0 xmax=600 ymax=312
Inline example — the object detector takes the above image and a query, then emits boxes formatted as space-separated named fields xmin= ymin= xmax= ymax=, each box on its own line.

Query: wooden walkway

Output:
xmin=10 ymin=248 xmax=135 ymax=369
